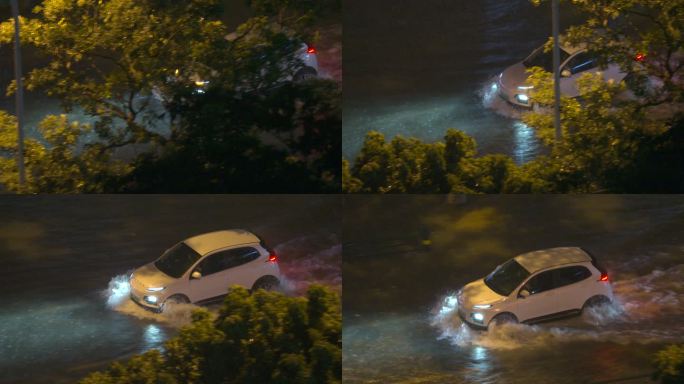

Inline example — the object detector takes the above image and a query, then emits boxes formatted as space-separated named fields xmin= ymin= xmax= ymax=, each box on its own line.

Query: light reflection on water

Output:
xmin=143 ymin=324 xmax=166 ymax=351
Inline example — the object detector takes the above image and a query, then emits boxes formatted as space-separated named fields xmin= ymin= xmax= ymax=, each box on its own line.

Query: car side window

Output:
xmin=555 ymin=266 xmax=592 ymax=288
xmin=565 ymin=51 xmax=597 ymax=75
xmin=522 ymin=270 xmax=554 ymax=295
xmin=221 ymin=247 xmax=261 ymax=270
xmin=195 ymin=247 xmax=261 ymax=276
xmin=195 ymin=253 xmax=224 ymax=276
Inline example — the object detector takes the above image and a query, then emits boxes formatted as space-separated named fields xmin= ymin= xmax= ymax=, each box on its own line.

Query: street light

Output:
xmin=10 ymin=0 xmax=26 ymax=189
xmin=552 ymin=0 xmax=561 ymax=140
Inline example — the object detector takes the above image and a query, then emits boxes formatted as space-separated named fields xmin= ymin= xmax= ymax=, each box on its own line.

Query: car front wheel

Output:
xmin=161 ymin=294 xmax=190 ymax=313
xmin=490 ymin=313 xmax=518 ymax=328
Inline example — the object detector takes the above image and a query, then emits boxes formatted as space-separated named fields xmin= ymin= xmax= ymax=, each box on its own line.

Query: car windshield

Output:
xmin=484 ymin=259 xmax=531 ymax=296
xmin=523 ymin=46 xmax=570 ymax=72
xmin=154 ymin=242 xmax=201 ymax=278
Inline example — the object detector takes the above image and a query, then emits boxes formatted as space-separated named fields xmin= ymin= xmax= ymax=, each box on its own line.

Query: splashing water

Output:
xmin=104 ymin=273 xmax=133 ymax=308
xmin=102 ymin=274 xmax=197 ymax=328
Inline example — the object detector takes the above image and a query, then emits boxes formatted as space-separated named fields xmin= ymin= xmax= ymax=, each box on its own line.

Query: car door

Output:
xmin=188 ymin=247 xmax=261 ymax=302
xmin=514 ymin=269 xmax=558 ymax=322
xmin=560 ymin=51 xmax=598 ymax=97
xmin=550 ymin=265 xmax=594 ymax=312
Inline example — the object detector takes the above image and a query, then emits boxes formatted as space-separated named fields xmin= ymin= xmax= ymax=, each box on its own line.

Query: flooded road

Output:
xmin=0 ymin=195 xmax=341 ymax=383
xmin=343 ymin=0 xmax=584 ymax=162
xmin=342 ymin=195 xmax=684 ymax=383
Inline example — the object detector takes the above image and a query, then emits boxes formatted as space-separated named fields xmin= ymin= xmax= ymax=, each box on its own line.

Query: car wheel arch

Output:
xmin=489 ymin=312 xmax=519 ymax=327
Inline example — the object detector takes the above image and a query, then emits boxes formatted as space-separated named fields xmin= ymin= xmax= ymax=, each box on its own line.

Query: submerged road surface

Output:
xmin=343 ymin=0 xmax=584 ymax=163
xmin=343 ymin=195 xmax=684 ymax=383
xmin=0 ymin=195 xmax=341 ymax=383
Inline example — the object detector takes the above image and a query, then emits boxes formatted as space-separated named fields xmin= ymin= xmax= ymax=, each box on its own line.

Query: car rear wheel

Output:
xmin=293 ymin=66 xmax=318 ymax=83
xmin=252 ymin=275 xmax=280 ymax=292
xmin=490 ymin=313 xmax=518 ymax=328
xmin=582 ymin=295 xmax=611 ymax=311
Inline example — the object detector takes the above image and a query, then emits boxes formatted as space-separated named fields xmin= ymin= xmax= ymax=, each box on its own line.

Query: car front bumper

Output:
xmin=497 ymin=80 xmax=533 ymax=108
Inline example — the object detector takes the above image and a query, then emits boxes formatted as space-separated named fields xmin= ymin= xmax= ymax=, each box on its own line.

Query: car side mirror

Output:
xmin=191 ymin=271 xmax=202 ymax=280
xmin=561 ymin=69 xmax=572 ymax=78
xmin=519 ymin=289 xmax=530 ymax=298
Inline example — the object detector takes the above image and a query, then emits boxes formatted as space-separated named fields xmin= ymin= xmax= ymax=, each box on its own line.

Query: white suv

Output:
xmin=497 ymin=43 xmax=627 ymax=107
xmin=129 ymin=229 xmax=281 ymax=312
xmin=455 ymin=247 xmax=613 ymax=329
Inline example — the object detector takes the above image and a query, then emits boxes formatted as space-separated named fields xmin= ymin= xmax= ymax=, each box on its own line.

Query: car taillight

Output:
xmin=268 ymin=250 xmax=278 ymax=263
xmin=634 ymin=52 xmax=646 ymax=62
xmin=599 ymin=272 xmax=609 ymax=282
xmin=306 ymin=45 xmax=317 ymax=54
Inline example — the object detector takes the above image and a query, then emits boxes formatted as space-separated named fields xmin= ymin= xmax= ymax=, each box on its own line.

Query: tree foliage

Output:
xmin=653 ymin=344 xmax=684 ymax=384
xmin=80 ymin=285 xmax=341 ymax=384
xmin=0 ymin=111 xmax=130 ymax=192
xmin=0 ymin=0 xmax=340 ymax=192
xmin=344 ymin=129 xmax=533 ymax=193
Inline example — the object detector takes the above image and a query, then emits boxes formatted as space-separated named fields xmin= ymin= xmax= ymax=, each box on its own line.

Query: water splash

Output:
xmin=104 ymin=272 xmax=133 ymax=308
xmin=103 ymin=274 xmax=197 ymax=328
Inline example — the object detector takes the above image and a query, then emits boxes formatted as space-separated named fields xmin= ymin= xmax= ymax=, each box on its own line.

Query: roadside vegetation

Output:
xmin=654 ymin=344 xmax=684 ymax=384
xmin=0 ymin=0 xmax=341 ymax=192
xmin=345 ymin=0 xmax=683 ymax=193
xmin=79 ymin=285 xmax=341 ymax=384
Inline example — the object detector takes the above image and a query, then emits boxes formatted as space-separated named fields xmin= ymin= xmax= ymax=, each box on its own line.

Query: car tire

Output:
xmin=293 ymin=66 xmax=318 ymax=83
xmin=582 ymin=295 xmax=611 ymax=311
xmin=161 ymin=294 xmax=190 ymax=313
xmin=490 ymin=313 xmax=518 ymax=328
xmin=252 ymin=275 xmax=280 ymax=292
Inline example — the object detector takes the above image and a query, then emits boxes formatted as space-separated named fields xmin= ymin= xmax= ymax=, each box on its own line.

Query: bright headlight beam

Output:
xmin=473 ymin=312 xmax=484 ymax=322
xmin=517 ymin=85 xmax=534 ymax=90
xmin=147 ymin=287 xmax=165 ymax=292
xmin=473 ymin=304 xmax=492 ymax=309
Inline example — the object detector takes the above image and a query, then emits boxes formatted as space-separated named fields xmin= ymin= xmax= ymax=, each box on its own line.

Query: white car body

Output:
xmin=456 ymin=247 xmax=613 ymax=329
xmin=129 ymin=229 xmax=281 ymax=311
xmin=497 ymin=43 xmax=627 ymax=107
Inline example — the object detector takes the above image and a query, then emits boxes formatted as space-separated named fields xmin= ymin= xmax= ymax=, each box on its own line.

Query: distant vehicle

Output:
xmin=496 ymin=43 xmax=627 ymax=107
xmin=188 ymin=35 xmax=319 ymax=94
xmin=129 ymin=229 xmax=281 ymax=312
xmin=455 ymin=247 xmax=613 ymax=329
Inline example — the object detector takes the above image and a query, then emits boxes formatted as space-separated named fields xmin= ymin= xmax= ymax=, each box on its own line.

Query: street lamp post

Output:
xmin=552 ymin=0 xmax=561 ymax=140
xmin=10 ymin=0 xmax=26 ymax=189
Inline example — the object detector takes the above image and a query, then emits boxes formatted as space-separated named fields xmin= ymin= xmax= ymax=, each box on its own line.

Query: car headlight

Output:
xmin=147 ymin=287 xmax=165 ymax=292
xmin=194 ymin=80 xmax=209 ymax=87
xmin=143 ymin=295 xmax=158 ymax=304
xmin=517 ymin=85 xmax=534 ymax=90
xmin=473 ymin=304 xmax=492 ymax=309
xmin=471 ymin=312 xmax=484 ymax=323
xmin=515 ymin=94 xmax=529 ymax=104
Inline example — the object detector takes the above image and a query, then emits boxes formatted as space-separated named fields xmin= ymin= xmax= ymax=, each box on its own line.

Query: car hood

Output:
xmin=500 ymin=62 xmax=530 ymax=90
xmin=132 ymin=262 xmax=177 ymax=288
xmin=460 ymin=278 xmax=505 ymax=307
